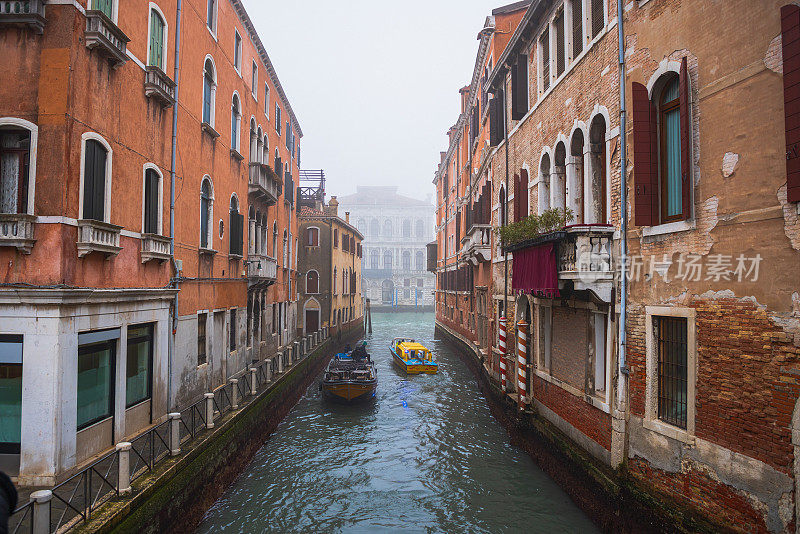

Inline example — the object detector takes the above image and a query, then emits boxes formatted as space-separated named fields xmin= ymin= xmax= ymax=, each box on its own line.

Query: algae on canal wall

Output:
xmin=434 ymin=321 xmax=729 ymax=534
xmin=78 ymin=325 xmax=364 ymax=534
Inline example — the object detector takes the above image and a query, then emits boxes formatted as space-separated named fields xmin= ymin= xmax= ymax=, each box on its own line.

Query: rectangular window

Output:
xmin=264 ymin=83 xmax=270 ymax=118
xmin=591 ymin=0 xmax=604 ymax=38
xmin=0 ymin=334 xmax=23 ymax=453
xmin=252 ymin=60 xmax=258 ymax=97
xmin=126 ymin=324 xmax=153 ymax=408
xmin=144 ymin=168 xmax=159 ymax=234
xmin=83 ymin=140 xmax=107 ymax=221
xmin=229 ymin=309 xmax=237 ymax=352
xmin=0 ymin=128 xmax=30 ymax=215
xmin=94 ymin=0 xmax=113 ymax=19
xmin=593 ymin=312 xmax=607 ymax=396
xmin=540 ymin=29 xmax=550 ymax=91
xmin=539 ymin=306 xmax=552 ymax=369
xmin=555 ymin=11 xmax=565 ymax=77
xmin=234 ymin=30 xmax=242 ymax=72
xmin=197 ymin=313 xmax=207 ymax=366
xmin=206 ymin=0 xmax=216 ymax=32
xmin=77 ymin=332 xmax=117 ymax=430
xmin=572 ymin=0 xmax=583 ymax=58
xmin=148 ymin=11 xmax=165 ymax=69
xmin=655 ymin=316 xmax=688 ymax=429
xmin=275 ymin=105 xmax=282 ymax=134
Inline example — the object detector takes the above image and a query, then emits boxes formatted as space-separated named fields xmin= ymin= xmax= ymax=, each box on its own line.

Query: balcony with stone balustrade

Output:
xmin=85 ymin=9 xmax=130 ymax=68
xmin=144 ymin=66 xmax=176 ymax=107
xmin=0 ymin=214 xmax=35 ymax=254
xmin=77 ymin=219 xmax=122 ymax=258
xmin=0 ymin=0 xmax=45 ymax=32
xmin=140 ymin=233 xmax=171 ymax=263
xmin=248 ymin=163 xmax=279 ymax=206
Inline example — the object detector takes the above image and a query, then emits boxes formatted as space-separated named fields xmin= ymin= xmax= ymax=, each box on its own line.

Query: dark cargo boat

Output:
xmin=321 ymin=345 xmax=377 ymax=403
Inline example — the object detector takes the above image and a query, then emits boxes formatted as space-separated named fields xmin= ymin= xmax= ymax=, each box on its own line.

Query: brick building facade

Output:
xmin=433 ymin=0 xmax=800 ymax=531
xmin=0 ymin=0 xmax=301 ymax=485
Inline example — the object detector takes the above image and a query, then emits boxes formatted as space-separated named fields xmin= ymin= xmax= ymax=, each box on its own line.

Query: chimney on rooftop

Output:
xmin=326 ymin=196 xmax=339 ymax=217
xmin=345 ymin=211 xmax=350 ymax=223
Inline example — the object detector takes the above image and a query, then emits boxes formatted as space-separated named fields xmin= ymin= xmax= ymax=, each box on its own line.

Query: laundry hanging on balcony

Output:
xmin=511 ymin=242 xmax=559 ymax=298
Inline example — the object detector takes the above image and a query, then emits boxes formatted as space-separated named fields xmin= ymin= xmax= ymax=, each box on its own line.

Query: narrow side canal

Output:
xmin=196 ymin=312 xmax=598 ymax=533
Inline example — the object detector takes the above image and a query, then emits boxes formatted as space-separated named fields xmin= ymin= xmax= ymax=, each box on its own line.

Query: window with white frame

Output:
xmin=147 ymin=6 xmax=167 ymax=71
xmin=275 ymin=104 xmax=282 ymax=135
xmin=0 ymin=119 xmax=36 ymax=216
xmin=206 ymin=0 xmax=217 ymax=34
xmin=142 ymin=165 xmax=162 ymax=234
xmin=539 ymin=27 xmax=550 ymax=93
xmin=264 ymin=83 xmax=270 ymax=118
xmin=251 ymin=60 xmax=258 ymax=98
xmin=234 ymin=30 xmax=242 ymax=73
xmin=202 ymin=57 xmax=216 ymax=127
xmin=92 ymin=0 xmax=116 ymax=22
xmin=645 ymin=306 xmax=696 ymax=439
xmin=231 ymin=93 xmax=241 ymax=152
xmin=80 ymin=133 xmax=112 ymax=222
xmin=200 ymin=176 xmax=213 ymax=249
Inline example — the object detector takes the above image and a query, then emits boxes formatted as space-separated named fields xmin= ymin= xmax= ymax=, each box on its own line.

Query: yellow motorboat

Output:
xmin=390 ymin=338 xmax=438 ymax=374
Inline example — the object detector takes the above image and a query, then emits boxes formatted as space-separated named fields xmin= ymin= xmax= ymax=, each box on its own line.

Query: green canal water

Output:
xmin=196 ymin=312 xmax=598 ymax=533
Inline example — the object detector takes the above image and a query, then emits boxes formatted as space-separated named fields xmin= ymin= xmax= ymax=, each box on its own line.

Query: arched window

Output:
xmin=659 ymin=77 xmax=682 ymax=222
xmin=202 ymin=57 xmax=216 ymax=126
xmin=537 ymin=154 xmax=551 ymax=214
xmin=260 ymin=213 xmax=267 ymax=255
xmin=552 ymin=142 xmax=567 ymax=213
xmin=0 ymin=120 xmax=36 ymax=216
xmin=383 ymin=219 xmax=392 ymax=237
xmin=370 ymin=249 xmax=379 ymax=269
xmin=248 ymin=205 xmax=256 ymax=254
xmin=206 ymin=0 xmax=217 ymax=33
xmin=81 ymin=133 xmax=112 ymax=222
xmin=306 ymin=270 xmax=319 ymax=294
xmin=306 ymin=226 xmax=319 ymax=247
xmin=282 ymin=229 xmax=288 ymax=267
xmin=589 ymin=115 xmax=607 ymax=223
xmin=498 ymin=185 xmax=507 ymax=227
xmin=200 ymin=177 xmax=213 ymax=248
xmin=143 ymin=165 xmax=161 ymax=234
xmin=229 ymin=195 xmax=242 ymax=256
xmin=147 ymin=7 xmax=167 ymax=70
xmin=402 ymin=219 xmax=411 ymax=237
xmin=383 ymin=249 xmax=392 ymax=269
xmin=415 ymin=220 xmax=424 ymax=237
xmin=231 ymin=94 xmax=241 ymax=152
xmin=402 ymin=250 xmax=411 ymax=270
xmin=370 ymin=219 xmax=380 ymax=237
xmin=272 ymin=221 xmax=278 ymax=257
xmin=262 ymin=134 xmax=269 ymax=164
xmin=249 ymin=120 xmax=258 ymax=162
xmin=569 ymin=129 xmax=585 ymax=223
xmin=415 ymin=250 xmax=424 ymax=271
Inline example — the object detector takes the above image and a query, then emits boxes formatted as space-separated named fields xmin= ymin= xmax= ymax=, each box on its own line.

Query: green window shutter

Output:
xmin=94 ymin=0 xmax=113 ymax=19
xmin=149 ymin=12 xmax=164 ymax=68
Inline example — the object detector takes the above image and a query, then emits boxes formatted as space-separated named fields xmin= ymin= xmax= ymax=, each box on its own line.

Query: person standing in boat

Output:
xmin=351 ymin=341 xmax=369 ymax=361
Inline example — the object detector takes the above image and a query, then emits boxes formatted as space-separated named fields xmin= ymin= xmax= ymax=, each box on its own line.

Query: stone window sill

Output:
xmin=643 ymin=417 xmax=695 ymax=445
xmin=641 ymin=219 xmax=695 ymax=241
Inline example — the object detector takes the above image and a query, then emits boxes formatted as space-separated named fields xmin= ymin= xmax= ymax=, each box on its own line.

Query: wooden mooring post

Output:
xmin=365 ymin=298 xmax=372 ymax=333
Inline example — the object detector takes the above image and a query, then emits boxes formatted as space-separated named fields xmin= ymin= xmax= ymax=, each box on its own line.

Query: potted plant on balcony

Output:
xmin=497 ymin=208 xmax=574 ymax=251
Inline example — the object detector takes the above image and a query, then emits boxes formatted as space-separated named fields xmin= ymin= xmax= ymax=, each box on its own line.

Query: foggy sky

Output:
xmin=241 ymin=0 xmax=498 ymax=202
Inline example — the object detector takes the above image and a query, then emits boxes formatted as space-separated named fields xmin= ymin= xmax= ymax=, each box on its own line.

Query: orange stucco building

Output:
xmin=0 ymin=0 xmax=301 ymax=485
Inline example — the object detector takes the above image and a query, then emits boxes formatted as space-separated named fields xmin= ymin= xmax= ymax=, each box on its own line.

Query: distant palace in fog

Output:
xmin=337 ymin=187 xmax=434 ymax=309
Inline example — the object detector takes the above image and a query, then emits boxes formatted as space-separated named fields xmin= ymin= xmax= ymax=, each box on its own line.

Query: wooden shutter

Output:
xmin=519 ymin=169 xmax=529 ymax=219
xmin=632 ymin=82 xmax=657 ymax=226
xmin=783 ymin=4 xmax=800 ymax=203
xmin=511 ymin=57 xmax=528 ymax=120
xmin=144 ymin=169 xmax=159 ymax=234
xmin=84 ymin=140 xmax=106 ymax=221
xmin=679 ymin=57 xmax=692 ymax=218
xmin=149 ymin=12 xmax=163 ymax=68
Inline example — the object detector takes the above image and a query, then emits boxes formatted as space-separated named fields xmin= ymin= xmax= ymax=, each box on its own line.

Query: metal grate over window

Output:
xmin=591 ymin=0 xmax=604 ymax=38
xmin=541 ymin=29 xmax=550 ymax=91
xmin=572 ymin=0 xmax=583 ymax=57
xmin=655 ymin=316 xmax=688 ymax=429
xmin=555 ymin=11 xmax=565 ymax=77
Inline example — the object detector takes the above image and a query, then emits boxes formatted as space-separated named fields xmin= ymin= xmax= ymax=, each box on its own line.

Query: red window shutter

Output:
xmin=679 ymin=57 xmax=692 ymax=217
xmin=520 ymin=169 xmax=529 ymax=219
xmin=512 ymin=173 xmax=519 ymax=222
xmin=783 ymin=4 xmax=800 ymax=202
xmin=632 ymin=82 xmax=656 ymax=226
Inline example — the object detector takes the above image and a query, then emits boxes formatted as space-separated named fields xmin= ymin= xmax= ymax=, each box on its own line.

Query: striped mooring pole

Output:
xmin=517 ymin=320 xmax=528 ymax=411
xmin=499 ymin=316 xmax=507 ymax=391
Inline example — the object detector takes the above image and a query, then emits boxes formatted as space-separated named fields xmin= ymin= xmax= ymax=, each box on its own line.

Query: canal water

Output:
xmin=196 ymin=312 xmax=598 ymax=533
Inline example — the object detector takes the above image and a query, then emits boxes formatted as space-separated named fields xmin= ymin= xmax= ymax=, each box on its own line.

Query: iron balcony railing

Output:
xmin=8 ymin=330 xmax=330 ymax=534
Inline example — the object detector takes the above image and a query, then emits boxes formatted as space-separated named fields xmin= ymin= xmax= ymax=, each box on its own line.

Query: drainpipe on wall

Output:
xmin=614 ymin=0 xmax=629 ymax=468
xmin=168 ymin=0 xmax=183 ymax=411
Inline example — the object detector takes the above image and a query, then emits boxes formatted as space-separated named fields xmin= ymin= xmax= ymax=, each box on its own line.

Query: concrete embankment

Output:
xmin=78 ymin=325 xmax=363 ymax=534
xmin=434 ymin=321 xmax=727 ymax=534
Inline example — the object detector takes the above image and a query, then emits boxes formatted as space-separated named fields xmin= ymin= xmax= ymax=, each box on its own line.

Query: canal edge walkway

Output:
xmin=69 ymin=324 xmax=363 ymax=534
xmin=434 ymin=320 xmax=726 ymax=534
